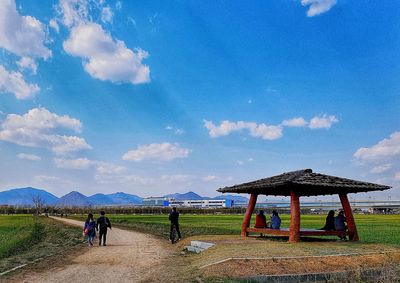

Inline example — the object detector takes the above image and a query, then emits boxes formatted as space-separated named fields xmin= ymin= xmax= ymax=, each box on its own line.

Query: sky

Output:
xmin=0 ymin=0 xmax=399 ymax=200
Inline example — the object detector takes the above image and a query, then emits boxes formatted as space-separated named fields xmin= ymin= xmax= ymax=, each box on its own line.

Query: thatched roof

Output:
xmin=217 ymin=169 xmax=391 ymax=196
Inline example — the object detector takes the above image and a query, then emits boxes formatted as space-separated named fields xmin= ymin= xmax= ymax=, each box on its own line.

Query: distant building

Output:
xmin=169 ymin=199 xmax=233 ymax=208
xmin=142 ymin=197 xmax=169 ymax=207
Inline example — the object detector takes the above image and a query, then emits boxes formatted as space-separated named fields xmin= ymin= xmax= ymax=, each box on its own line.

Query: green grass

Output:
xmin=72 ymin=213 xmax=400 ymax=246
xmin=0 ymin=215 xmax=83 ymax=274
xmin=0 ymin=215 xmax=45 ymax=260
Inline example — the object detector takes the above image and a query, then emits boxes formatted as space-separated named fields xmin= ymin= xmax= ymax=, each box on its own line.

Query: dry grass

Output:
xmin=174 ymin=235 xmax=400 ymax=281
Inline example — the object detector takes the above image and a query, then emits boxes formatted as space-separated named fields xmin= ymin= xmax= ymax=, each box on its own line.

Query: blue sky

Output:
xmin=0 ymin=0 xmax=399 ymax=200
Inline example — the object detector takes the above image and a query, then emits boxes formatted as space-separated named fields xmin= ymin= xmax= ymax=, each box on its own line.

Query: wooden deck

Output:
xmin=246 ymin=227 xmax=348 ymax=237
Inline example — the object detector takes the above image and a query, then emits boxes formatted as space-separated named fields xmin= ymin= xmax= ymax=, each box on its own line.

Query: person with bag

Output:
xmin=97 ymin=211 xmax=111 ymax=246
xmin=83 ymin=213 xmax=97 ymax=247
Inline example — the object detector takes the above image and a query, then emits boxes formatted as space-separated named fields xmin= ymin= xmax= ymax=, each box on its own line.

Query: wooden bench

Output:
xmin=246 ymin=227 xmax=349 ymax=238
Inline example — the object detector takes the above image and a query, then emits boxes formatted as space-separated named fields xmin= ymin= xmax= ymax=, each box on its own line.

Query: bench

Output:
xmin=246 ymin=227 xmax=349 ymax=238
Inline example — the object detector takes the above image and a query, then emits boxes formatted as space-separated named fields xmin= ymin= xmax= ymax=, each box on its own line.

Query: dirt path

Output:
xmin=15 ymin=217 xmax=176 ymax=283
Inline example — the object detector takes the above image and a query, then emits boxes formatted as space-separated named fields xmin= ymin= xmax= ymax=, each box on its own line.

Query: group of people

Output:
xmin=83 ymin=208 xmax=182 ymax=246
xmin=83 ymin=211 xmax=112 ymax=246
xmin=255 ymin=210 xmax=281 ymax=229
xmin=321 ymin=209 xmax=348 ymax=239
xmin=254 ymin=209 xmax=348 ymax=240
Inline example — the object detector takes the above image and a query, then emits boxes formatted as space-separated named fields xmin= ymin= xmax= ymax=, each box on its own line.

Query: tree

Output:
xmin=31 ymin=195 xmax=45 ymax=215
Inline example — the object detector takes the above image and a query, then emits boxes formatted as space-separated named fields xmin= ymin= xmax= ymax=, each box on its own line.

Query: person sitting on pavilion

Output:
xmin=321 ymin=210 xmax=335 ymax=231
xmin=334 ymin=210 xmax=347 ymax=240
xmin=254 ymin=210 xmax=267 ymax=228
xmin=269 ymin=210 xmax=281 ymax=229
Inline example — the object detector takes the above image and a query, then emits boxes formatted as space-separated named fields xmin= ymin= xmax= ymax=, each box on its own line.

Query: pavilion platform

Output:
xmin=217 ymin=169 xmax=391 ymax=242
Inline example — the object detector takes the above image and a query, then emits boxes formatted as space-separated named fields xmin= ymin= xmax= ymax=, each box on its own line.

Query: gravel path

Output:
xmin=17 ymin=217 xmax=174 ymax=283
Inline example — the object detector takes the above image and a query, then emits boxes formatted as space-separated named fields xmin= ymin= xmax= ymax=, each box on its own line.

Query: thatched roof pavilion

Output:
xmin=218 ymin=169 xmax=391 ymax=242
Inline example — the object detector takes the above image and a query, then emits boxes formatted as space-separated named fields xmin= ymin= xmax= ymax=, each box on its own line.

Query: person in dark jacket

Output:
xmin=97 ymin=211 xmax=111 ymax=246
xmin=169 ymin=207 xmax=181 ymax=241
xmin=334 ymin=210 xmax=347 ymax=240
xmin=83 ymin=213 xmax=97 ymax=247
xmin=321 ymin=210 xmax=335 ymax=231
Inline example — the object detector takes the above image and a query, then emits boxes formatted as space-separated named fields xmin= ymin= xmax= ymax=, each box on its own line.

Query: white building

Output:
xmin=168 ymin=199 xmax=233 ymax=208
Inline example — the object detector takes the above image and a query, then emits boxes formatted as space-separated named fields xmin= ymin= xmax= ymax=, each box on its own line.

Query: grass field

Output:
xmin=0 ymin=215 xmax=44 ymax=260
xmin=0 ymin=215 xmax=83 ymax=274
xmin=74 ymin=213 xmax=400 ymax=246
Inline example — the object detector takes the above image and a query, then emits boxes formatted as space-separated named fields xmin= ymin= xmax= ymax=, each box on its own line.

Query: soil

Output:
xmin=9 ymin=217 xmax=182 ymax=283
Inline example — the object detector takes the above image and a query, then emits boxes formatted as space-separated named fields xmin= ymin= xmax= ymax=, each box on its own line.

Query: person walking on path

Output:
xmin=83 ymin=213 xmax=97 ymax=247
xmin=169 ymin=207 xmax=181 ymax=241
xmin=97 ymin=211 xmax=111 ymax=246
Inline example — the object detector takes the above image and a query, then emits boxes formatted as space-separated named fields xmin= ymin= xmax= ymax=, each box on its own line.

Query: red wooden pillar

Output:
xmin=241 ymin=193 xmax=258 ymax=237
xmin=289 ymin=191 xmax=301 ymax=242
xmin=339 ymin=194 xmax=359 ymax=241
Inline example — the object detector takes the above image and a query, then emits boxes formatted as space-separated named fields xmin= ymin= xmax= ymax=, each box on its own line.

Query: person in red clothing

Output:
xmin=255 ymin=210 xmax=267 ymax=228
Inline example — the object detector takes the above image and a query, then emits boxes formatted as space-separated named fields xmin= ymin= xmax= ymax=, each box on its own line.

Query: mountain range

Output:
xmin=0 ymin=188 xmax=248 ymax=207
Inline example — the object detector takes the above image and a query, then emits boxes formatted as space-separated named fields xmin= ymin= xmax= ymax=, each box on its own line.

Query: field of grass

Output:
xmin=75 ymin=213 xmax=400 ymax=246
xmin=0 ymin=215 xmax=44 ymax=260
xmin=0 ymin=215 xmax=83 ymax=274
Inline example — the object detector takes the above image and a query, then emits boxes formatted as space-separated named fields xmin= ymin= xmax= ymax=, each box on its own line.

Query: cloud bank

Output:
xmin=122 ymin=143 xmax=190 ymax=162
xmin=204 ymin=114 xmax=338 ymax=140
xmin=0 ymin=107 xmax=91 ymax=155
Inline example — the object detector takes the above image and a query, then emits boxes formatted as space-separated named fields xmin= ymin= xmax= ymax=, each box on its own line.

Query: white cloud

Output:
xmin=54 ymin=157 xmax=92 ymax=169
xmin=58 ymin=1 xmax=150 ymax=85
xmin=301 ymin=0 xmax=337 ymax=17
xmin=57 ymin=0 xmax=88 ymax=28
xmin=17 ymin=57 xmax=38 ymax=74
xmin=202 ymin=175 xmax=217 ymax=182
xmin=237 ymin=158 xmax=254 ymax=166
xmin=160 ymin=174 xmax=193 ymax=184
xmin=370 ymin=164 xmax=392 ymax=174
xmin=0 ymin=107 xmax=91 ymax=155
xmin=33 ymin=174 xmax=75 ymax=187
xmin=0 ymin=65 xmax=40 ymax=99
xmin=308 ymin=115 xmax=338 ymax=129
xmin=354 ymin=132 xmax=400 ymax=163
xmin=17 ymin=153 xmax=41 ymax=161
xmin=101 ymin=7 xmax=113 ymax=23
xmin=95 ymin=172 xmax=154 ymax=185
xmin=0 ymin=0 xmax=51 ymax=59
xmin=122 ymin=143 xmax=190 ymax=162
xmin=127 ymin=17 xmax=136 ymax=26
xmin=204 ymin=120 xmax=283 ymax=140
xmin=282 ymin=117 xmax=307 ymax=127
xmin=166 ymin=125 xmax=184 ymax=135
xmin=49 ymin=19 xmax=60 ymax=33
xmin=395 ymin=172 xmax=400 ymax=181
xmin=63 ymin=22 xmax=150 ymax=84
xmin=95 ymin=162 xmax=126 ymax=174
xmin=204 ymin=115 xmax=338 ymax=140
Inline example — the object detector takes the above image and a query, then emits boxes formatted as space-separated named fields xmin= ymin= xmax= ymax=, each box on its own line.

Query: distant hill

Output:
xmin=107 ymin=192 xmax=143 ymax=205
xmin=0 ymin=187 xmax=58 ymax=206
xmin=164 ymin=191 xmax=205 ymax=200
xmin=56 ymin=191 xmax=91 ymax=207
xmin=0 ymin=188 xmax=243 ymax=206
xmin=88 ymin=193 xmax=116 ymax=205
